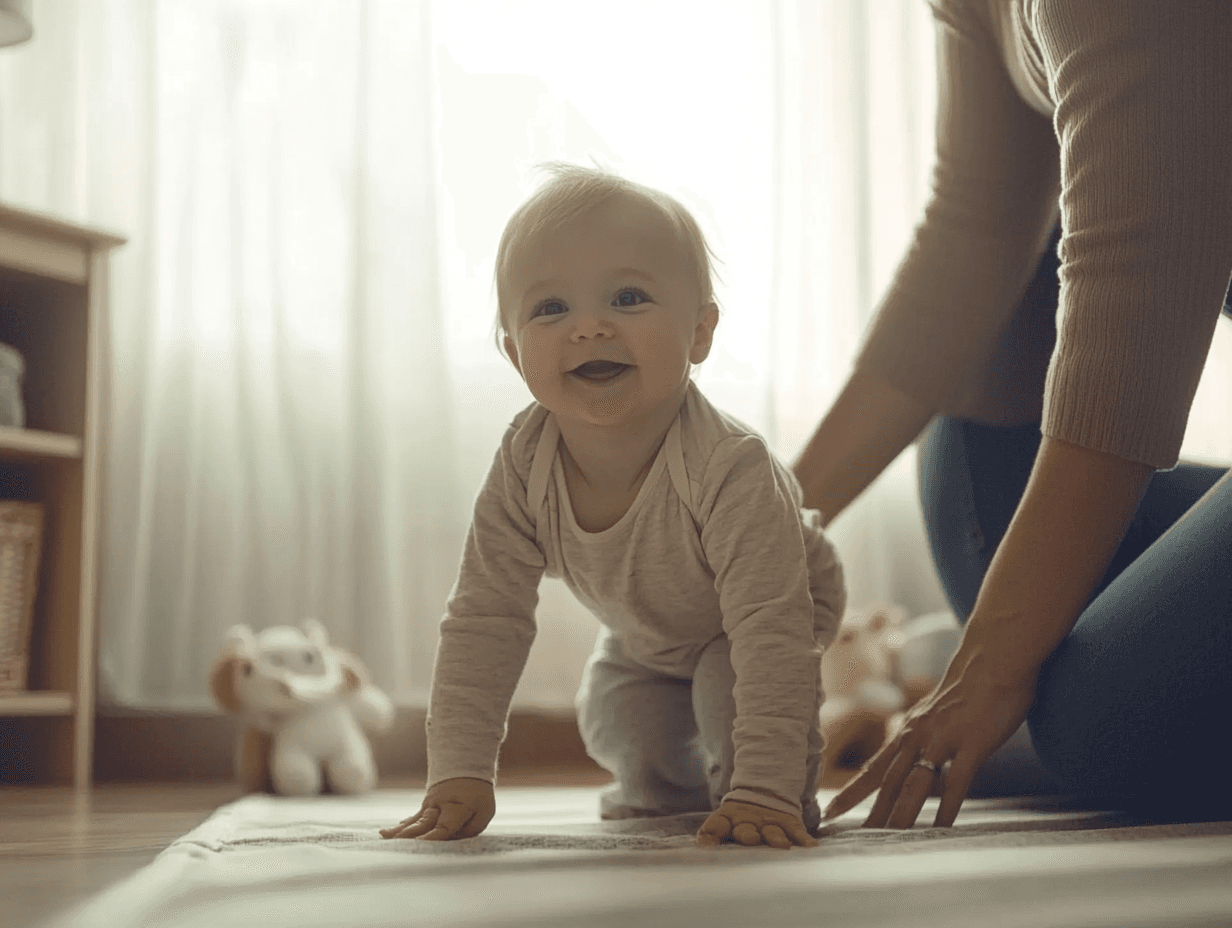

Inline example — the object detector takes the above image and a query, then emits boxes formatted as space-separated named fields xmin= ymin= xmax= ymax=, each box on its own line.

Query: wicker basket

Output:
xmin=0 ymin=501 xmax=44 ymax=692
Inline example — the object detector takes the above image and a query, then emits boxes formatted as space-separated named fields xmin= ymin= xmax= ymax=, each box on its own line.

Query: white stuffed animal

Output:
xmin=819 ymin=604 xmax=909 ymax=774
xmin=819 ymin=604 xmax=962 ymax=778
xmin=209 ymin=619 xmax=395 ymax=796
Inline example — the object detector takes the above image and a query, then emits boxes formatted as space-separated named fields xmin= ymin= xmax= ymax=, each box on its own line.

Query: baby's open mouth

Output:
xmin=570 ymin=360 xmax=632 ymax=382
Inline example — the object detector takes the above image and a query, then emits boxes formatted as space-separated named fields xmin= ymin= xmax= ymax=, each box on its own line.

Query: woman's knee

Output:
xmin=1030 ymin=474 xmax=1232 ymax=811
xmin=1028 ymin=631 xmax=1231 ymax=814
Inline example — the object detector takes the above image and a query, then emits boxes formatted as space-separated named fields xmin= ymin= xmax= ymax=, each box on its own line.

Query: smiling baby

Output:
xmin=381 ymin=163 xmax=845 ymax=849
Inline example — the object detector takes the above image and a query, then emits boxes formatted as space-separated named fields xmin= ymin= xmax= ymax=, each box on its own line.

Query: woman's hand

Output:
xmin=379 ymin=777 xmax=496 ymax=841
xmin=822 ymin=649 xmax=1037 ymax=829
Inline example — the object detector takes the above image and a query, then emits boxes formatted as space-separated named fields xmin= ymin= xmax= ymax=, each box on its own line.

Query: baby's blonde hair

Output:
xmin=492 ymin=162 xmax=720 ymax=360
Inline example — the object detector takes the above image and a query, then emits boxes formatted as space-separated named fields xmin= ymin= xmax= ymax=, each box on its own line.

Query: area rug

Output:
xmin=46 ymin=786 xmax=1232 ymax=928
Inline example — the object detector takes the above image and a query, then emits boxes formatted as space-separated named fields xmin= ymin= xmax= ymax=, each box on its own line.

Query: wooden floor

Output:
xmin=2 ymin=782 xmax=244 ymax=928
xmin=1 ymin=772 xmax=615 ymax=928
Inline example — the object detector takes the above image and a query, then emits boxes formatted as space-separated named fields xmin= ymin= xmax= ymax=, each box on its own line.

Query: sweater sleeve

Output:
xmin=425 ymin=423 xmax=545 ymax=788
xmin=698 ymin=437 xmax=827 ymax=818
xmin=855 ymin=0 xmax=1062 ymax=422
xmin=1036 ymin=0 xmax=1232 ymax=467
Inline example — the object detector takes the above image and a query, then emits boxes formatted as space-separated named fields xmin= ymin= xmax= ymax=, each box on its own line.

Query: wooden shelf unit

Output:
xmin=0 ymin=203 xmax=124 ymax=790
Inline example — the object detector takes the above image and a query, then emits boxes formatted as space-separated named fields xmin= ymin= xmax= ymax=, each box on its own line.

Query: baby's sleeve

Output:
xmin=698 ymin=437 xmax=829 ymax=818
xmin=425 ymin=424 xmax=546 ymax=788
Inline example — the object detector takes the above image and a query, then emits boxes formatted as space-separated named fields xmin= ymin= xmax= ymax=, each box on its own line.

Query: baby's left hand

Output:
xmin=696 ymin=799 xmax=817 ymax=849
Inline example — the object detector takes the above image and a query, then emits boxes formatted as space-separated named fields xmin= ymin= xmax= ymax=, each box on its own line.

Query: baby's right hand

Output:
xmin=379 ymin=777 xmax=496 ymax=841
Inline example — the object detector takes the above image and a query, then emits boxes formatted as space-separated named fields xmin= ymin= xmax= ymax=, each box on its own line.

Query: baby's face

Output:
xmin=503 ymin=193 xmax=717 ymax=432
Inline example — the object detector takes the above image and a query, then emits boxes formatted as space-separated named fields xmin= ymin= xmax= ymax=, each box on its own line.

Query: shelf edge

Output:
xmin=0 ymin=427 xmax=83 ymax=459
xmin=0 ymin=691 xmax=74 ymax=716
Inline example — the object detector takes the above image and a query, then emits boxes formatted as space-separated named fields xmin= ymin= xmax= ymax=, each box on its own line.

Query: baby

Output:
xmin=381 ymin=164 xmax=845 ymax=849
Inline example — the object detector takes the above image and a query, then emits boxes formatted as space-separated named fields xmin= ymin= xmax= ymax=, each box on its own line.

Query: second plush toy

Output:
xmin=209 ymin=619 xmax=395 ymax=796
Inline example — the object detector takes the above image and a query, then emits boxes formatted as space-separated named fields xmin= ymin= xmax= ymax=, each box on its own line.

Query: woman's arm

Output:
xmin=792 ymin=368 xmax=935 ymax=525
xmin=795 ymin=0 xmax=1059 ymax=526
xmin=951 ymin=436 xmax=1153 ymax=686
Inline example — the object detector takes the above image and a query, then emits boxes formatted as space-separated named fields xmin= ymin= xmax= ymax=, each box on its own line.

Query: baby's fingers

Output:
xmin=379 ymin=807 xmax=437 ymax=840
xmin=696 ymin=812 xmax=732 ymax=847
xmin=418 ymin=804 xmax=477 ymax=842
xmin=760 ymin=824 xmax=791 ymax=850
xmin=781 ymin=818 xmax=818 ymax=848
xmin=732 ymin=822 xmax=764 ymax=847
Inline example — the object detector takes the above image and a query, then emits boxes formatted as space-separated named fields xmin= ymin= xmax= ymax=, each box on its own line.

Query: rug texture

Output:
xmin=47 ymin=786 xmax=1232 ymax=928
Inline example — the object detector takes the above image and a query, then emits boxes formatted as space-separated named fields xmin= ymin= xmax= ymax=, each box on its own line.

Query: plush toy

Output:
xmin=819 ymin=603 xmax=909 ymax=778
xmin=818 ymin=604 xmax=962 ymax=782
xmin=209 ymin=619 xmax=395 ymax=796
xmin=897 ymin=610 xmax=963 ymax=706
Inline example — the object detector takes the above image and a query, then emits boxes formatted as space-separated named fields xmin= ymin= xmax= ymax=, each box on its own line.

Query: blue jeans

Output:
xmin=918 ymin=417 xmax=1232 ymax=814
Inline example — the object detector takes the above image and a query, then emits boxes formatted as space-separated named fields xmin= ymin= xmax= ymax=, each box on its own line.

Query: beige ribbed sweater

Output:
xmin=857 ymin=0 xmax=1232 ymax=468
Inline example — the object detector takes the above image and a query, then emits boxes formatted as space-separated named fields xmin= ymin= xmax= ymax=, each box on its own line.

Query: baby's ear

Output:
xmin=690 ymin=302 xmax=720 ymax=364
xmin=503 ymin=335 xmax=523 ymax=377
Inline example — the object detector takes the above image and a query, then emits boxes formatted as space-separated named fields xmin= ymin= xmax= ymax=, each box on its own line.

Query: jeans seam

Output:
xmin=955 ymin=423 xmax=986 ymax=556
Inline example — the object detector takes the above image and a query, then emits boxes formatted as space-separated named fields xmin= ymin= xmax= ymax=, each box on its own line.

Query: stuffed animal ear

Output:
xmin=333 ymin=647 xmax=370 ymax=693
xmin=209 ymin=655 xmax=251 ymax=713
xmin=226 ymin=624 xmax=257 ymax=660
xmin=303 ymin=618 xmax=330 ymax=649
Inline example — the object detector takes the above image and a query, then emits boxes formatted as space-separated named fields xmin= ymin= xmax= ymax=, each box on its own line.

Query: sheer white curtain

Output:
xmin=4 ymin=0 xmax=1227 ymax=712
xmin=1 ymin=0 xmax=464 ymax=709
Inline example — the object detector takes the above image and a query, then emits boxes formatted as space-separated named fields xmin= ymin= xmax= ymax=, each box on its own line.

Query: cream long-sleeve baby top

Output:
xmin=858 ymin=0 xmax=1232 ymax=468
xmin=426 ymin=381 xmax=845 ymax=818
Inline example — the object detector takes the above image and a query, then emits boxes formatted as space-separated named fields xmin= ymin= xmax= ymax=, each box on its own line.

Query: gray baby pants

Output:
xmin=575 ymin=629 xmax=823 ymax=831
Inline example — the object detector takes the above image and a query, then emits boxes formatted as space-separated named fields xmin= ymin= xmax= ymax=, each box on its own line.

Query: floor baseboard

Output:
xmin=73 ymin=708 xmax=600 ymax=783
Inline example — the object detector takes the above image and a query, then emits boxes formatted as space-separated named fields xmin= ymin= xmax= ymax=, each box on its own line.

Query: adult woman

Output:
xmin=794 ymin=0 xmax=1232 ymax=828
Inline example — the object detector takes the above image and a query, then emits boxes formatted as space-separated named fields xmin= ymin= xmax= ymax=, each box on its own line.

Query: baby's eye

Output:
xmin=534 ymin=300 xmax=567 ymax=318
xmin=613 ymin=288 xmax=649 ymax=308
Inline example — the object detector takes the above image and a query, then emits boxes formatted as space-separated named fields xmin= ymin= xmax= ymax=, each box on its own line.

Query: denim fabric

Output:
xmin=917 ymin=416 xmax=1231 ymax=813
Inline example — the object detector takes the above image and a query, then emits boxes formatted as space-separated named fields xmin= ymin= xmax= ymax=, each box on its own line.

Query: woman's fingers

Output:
xmin=934 ymin=755 xmax=978 ymax=827
xmin=862 ymin=743 xmax=926 ymax=828
xmin=822 ymin=749 xmax=894 ymax=820
xmin=885 ymin=758 xmax=944 ymax=829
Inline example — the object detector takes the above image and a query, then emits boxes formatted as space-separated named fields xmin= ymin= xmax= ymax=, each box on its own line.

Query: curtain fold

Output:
xmin=4 ymin=0 xmax=1225 ymax=711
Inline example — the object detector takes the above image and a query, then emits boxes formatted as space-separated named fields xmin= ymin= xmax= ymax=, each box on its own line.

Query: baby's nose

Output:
xmin=569 ymin=309 xmax=614 ymax=339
